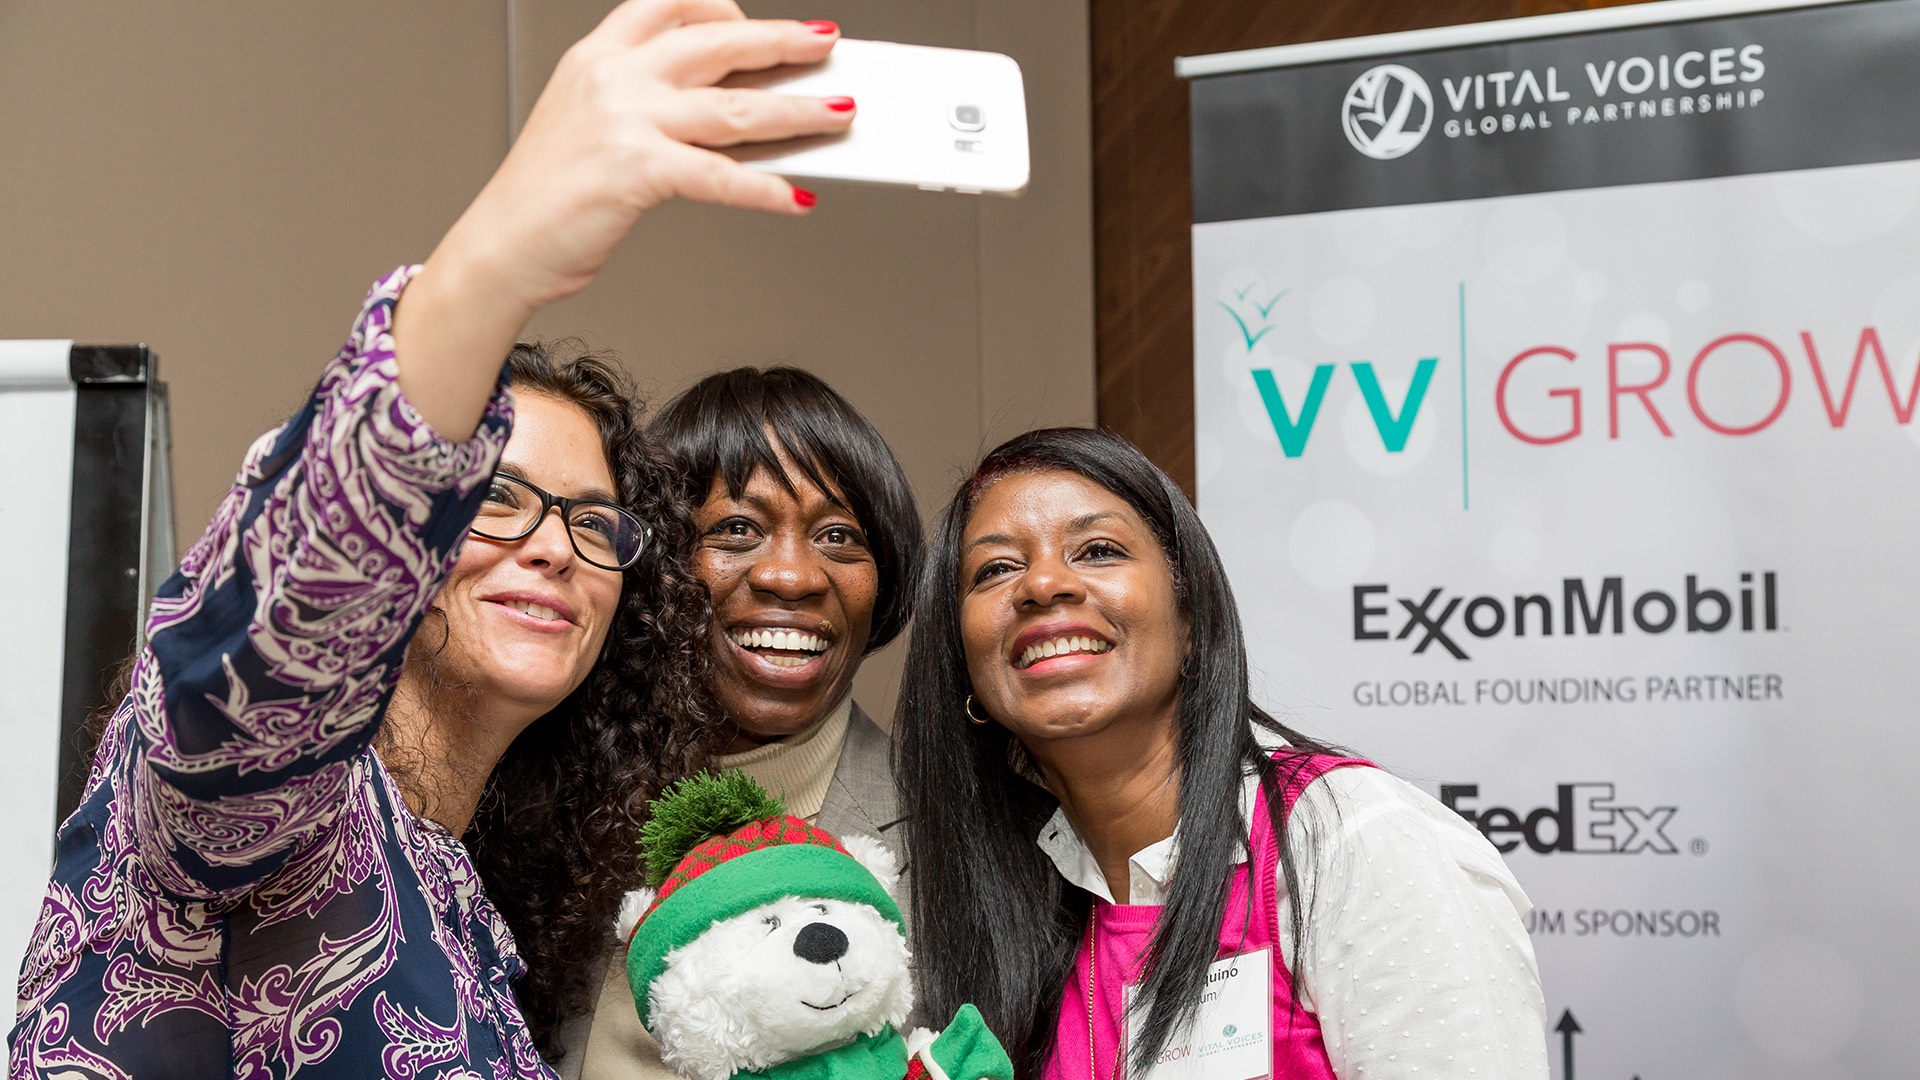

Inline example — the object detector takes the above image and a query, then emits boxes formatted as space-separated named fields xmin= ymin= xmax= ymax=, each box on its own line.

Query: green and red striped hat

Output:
xmin=623 ymin=772 xmax=903 ymax=1029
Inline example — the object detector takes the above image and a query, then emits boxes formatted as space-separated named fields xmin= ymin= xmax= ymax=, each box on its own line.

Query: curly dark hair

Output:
xmin=448 ymin=343 xmax=725 ymax=1060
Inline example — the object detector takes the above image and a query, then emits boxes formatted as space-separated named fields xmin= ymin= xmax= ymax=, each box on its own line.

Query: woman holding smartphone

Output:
xmin=11 ymin=4 xmax=855 ymax=1076
xmin=898 ymin=428 xmax=1549 ymax=1080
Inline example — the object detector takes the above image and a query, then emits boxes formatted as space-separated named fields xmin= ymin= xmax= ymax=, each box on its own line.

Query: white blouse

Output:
xmin=1035 ymin=751 xmax=1550 ymax=1079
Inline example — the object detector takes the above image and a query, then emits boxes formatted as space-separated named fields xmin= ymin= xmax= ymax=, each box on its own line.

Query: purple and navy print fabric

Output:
xmin=9 ymin=267 xmax=557 ymax=1078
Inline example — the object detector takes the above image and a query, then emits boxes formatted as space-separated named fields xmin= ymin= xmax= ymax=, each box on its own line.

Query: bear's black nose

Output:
xmin=793 ymin=921 xmax=849 ymax=965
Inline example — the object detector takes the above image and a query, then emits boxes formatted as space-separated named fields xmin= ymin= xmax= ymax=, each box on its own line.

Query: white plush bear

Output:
xmin=618 ymin=774 xmax=1011 ymax=1080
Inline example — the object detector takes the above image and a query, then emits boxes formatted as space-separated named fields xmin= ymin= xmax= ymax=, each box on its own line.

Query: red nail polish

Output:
xmin=793 ymin=187 xmax=818 ymax=208
xmin=803 ymin=19 xmax=838 ymax=35
xmin=824 ymin=96 xmax=856 ymax=112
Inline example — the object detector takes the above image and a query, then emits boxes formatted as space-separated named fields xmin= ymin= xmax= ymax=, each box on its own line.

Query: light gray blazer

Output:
xmin=818 ymin=703 xmax=913 ymax=941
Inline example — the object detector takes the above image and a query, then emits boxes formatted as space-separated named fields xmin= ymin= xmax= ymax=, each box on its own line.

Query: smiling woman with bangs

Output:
xmin=566 ymin=366 xmax=923 ymax=1080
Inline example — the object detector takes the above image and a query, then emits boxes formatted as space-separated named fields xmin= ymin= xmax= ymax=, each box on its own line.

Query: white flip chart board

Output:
xmin=0 ymin=340 xmax=172 ymax=1040
xmin=0 ymin=339 xmax=78 ymax=1038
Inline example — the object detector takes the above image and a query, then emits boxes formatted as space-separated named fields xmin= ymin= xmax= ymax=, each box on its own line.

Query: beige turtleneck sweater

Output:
xmin=710 ymin=694 xmax=851 ymax=823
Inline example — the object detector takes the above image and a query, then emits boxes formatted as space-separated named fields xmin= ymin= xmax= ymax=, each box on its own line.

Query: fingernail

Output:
xmin=824 ymin=96 xmax=856 ymax=112
xmin=793 ymin=187 xmax=818 ymax=208
xmin=803 ymin=19 xmax=839 ymax=35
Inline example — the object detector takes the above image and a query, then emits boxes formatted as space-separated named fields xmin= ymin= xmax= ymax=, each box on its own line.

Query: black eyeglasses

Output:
xmin=469 ymin=472 xmax=651 ymax=571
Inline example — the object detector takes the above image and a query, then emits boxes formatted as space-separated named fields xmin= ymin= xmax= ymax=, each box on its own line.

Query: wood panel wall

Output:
xmin=1090 ymin=0 xmax=1647 ymax=496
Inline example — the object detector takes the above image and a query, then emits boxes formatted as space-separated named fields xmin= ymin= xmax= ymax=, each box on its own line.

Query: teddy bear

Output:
xmin=616 ymin=772 xmax=1015 ymax=1080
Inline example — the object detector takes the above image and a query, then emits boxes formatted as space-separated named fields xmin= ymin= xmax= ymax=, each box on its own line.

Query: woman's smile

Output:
xmin=723 ymin=619 xmax=838 ymax=680
xmin=1010 ymin=622 xmax=1116 ymax=673
xmin=481 ymin=590 xmax=578 ymax=632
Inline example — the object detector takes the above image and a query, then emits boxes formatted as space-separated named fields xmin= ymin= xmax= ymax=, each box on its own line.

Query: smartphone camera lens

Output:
xmin=949 ymin=104 xmax=986 ymax=132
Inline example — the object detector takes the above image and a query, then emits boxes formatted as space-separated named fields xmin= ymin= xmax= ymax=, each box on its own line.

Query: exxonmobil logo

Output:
xmin=1353 ymin=572 xmax=1778 ymax=660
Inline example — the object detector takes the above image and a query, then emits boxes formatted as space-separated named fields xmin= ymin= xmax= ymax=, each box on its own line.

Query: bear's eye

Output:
xmin=762 ymin=915 xmax=781 ymax=933
xmin=812 ymin=903 xmax=828 ymax=915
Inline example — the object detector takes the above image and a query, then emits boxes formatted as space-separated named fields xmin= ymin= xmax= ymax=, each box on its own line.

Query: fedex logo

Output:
xmin=1440 ymin=782 xmax=1682 ymax=855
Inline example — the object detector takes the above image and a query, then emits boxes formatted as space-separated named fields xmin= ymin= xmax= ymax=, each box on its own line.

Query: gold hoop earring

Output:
xmin=964 ymin=694 xmax=992 ymax=726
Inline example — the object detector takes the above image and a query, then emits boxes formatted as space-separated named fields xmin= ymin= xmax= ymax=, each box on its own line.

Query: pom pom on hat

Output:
xmin=640 ymin=771 xmax=784 ymax=887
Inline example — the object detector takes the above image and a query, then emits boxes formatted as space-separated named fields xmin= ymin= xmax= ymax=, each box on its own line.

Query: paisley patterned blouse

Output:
xmin=9 ymin=268 xmax=558 ymax=1078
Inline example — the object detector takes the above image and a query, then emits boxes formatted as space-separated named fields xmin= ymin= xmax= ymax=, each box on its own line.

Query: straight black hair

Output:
xmin=647 ymin=366 xmax=923 ymax=652
xmin=897 ymin=427 xmax=1343 ymax=1078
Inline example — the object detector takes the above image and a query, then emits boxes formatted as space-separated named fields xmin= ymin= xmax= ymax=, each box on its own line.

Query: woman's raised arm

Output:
xmin=95 ymin=0 xmax=854 ymax=903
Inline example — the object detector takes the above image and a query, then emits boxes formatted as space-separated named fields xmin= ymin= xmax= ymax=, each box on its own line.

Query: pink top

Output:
xmin=1043 ymin=754 xmax=1372 ymax=1080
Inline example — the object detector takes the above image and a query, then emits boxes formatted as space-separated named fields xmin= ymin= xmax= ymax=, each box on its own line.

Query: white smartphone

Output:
xmin=723 ymin=39 xmax=1029 ymax=196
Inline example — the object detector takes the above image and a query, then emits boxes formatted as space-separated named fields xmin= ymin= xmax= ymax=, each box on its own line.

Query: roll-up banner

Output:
xmin=1183 ymin=0 xmax=1915 ymax=1074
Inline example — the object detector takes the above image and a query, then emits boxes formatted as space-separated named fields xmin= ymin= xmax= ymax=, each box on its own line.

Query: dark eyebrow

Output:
xmin=966 ymin=512 xmax=1121 ymax=552
xmin=717 ymin=492 xmax=781 ymax=517
xmin=498 ymin=462 xmax=619 ymax=505
xmin=724 ymin=489 xmax=859 ymax=523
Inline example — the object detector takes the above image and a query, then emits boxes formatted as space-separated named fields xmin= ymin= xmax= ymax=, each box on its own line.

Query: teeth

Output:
xmin=729 ymin=628 xmax=829 ymax=655
xmin=1018 ymin=635 xmax=1112 ymax=668
xmin=510 ymin=600 xmax=561 ymax=621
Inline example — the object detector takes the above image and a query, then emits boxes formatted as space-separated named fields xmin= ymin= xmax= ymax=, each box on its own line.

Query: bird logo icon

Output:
xmin=1342 ymin=64 xmax=1433 ymax=160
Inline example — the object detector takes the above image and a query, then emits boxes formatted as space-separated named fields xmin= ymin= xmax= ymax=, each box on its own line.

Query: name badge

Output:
xmin=1127 ymin=948 xmax=1273 ymax=1080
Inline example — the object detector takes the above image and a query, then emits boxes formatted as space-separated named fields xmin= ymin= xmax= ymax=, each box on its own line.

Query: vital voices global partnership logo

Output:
xmin=1342 ymin=65 xmax=1434 ymax=159
xmin=1336 ymin=41 xmax=1768 ymax=157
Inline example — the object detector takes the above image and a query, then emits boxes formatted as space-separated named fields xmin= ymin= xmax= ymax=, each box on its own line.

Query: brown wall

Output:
xmin=0 ymin=0 xmax=510 ymax=533
xmin=0 ymin=1 xmax=1094 ymax=722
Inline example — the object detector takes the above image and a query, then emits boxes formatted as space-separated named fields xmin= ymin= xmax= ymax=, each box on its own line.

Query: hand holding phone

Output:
xmin=723 ymin=39 xmax=1030 ymax=196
